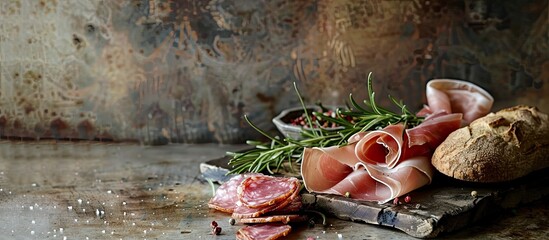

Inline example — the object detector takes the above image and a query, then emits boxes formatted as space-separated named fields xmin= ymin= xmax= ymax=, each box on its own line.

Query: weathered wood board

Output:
xmin=200 ymin=155 xmax=549 ymax=238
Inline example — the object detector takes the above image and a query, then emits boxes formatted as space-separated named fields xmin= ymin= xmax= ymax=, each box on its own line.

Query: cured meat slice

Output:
xmin=232 ymin=180 xmax=300 ymax=219
xmin=302 ymin=148 xmax=432 ymax=202
xmin=238 ymin=214 xmax=309 ymax=224
xmin=232 ymin=200 xmax=281 ymax=219
xmin=236 ymin=230 xmax=248 ymax=240
xmin=209 ymin=174 xmax=302 ymax=239
xmin=425 ymin=79 xmax=493 ymax=124
xmin=359 ymin=157 xmax=432 ymax=201
xmin=208 ymin=174 xmax=259 ymax=213
xmin=238 ymin=175 xmax=299 ymax=208
xmin=268 ymin=185 xmax=301 ymax=212
xmin=270 ymin=195 xmax=302 ymax=214
xmin=237 ymin=223 xmax=292 ymax=240
xmin=299 ymin=144 xmax=358 ymax=192
xmin=301 ymin=113 xmax=461 ymax=203
xmin=355 ymin=124 xmax=406 ymax=168
xmin=406 ymin=113 xmax=462 ymax=149
xmin=236 ymin=231 xmax=248 ymax=240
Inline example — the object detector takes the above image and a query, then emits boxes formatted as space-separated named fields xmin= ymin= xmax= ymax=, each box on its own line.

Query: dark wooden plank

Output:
xmin=200 ymin=155 xmax=549 ymax=238
xmin=302 ymin=168 xmax=549 ymax=238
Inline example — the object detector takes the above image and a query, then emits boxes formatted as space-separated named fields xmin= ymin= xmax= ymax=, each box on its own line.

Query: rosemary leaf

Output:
xmin=244 ymin=115 xmax=284 ymax=145
xmin=349 ymin=93 xmax=370 ymax=113
xmin=294 ymin=82 xmax=318 ymax=137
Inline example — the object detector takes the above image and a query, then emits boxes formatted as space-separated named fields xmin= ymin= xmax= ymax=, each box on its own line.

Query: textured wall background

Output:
xmin=0 ymin=0 xmax=547 ymax=144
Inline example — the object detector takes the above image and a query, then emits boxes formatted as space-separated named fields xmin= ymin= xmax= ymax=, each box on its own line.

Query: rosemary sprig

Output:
xmin=227 ymin=73 xmax=424 ymax=174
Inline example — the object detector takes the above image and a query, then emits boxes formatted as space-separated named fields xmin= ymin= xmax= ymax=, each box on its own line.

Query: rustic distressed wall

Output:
xmin=0 ymin=0 xmax=547 ymax=144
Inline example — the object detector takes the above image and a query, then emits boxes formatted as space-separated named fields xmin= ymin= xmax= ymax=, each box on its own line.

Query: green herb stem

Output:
xmin=227 ymin=72 xmax=424 ymax=174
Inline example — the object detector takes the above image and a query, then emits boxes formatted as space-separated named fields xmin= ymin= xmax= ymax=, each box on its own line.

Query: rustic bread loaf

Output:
xmin=432 ymin=105 xmax=549 ymax=182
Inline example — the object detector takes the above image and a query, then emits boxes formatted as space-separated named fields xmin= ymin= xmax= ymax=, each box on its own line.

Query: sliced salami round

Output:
xmin=238 ymin=214 xmax=309 ymax=224
xmin=238 ymin=175 xmax=299 ymax=209
xmin=268 ymin=185 xmax=301 ymax=212
xmin=232 ymin=181 xmax=300 ymax=219
xmin=236 ymin=230 xmax=248 ymax=240
xmin=231 ymin=200 xmax=279 ymax=219
xmin=270 ymin=195 xmax=302 ymax=214
xmin=237 ymin=223 xmax=292 ymax=240
xmin=208 ymin=173 xmax=260 ymax=213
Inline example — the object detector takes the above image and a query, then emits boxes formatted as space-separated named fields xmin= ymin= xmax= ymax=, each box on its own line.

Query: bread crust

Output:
xmin=432 ymin=105 xmax=549 ymax=182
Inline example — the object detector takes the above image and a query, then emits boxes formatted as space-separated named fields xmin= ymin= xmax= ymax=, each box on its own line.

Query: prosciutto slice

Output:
xmin=424 ymin=79 xmax=493 ymax=124
xmin=301 ymin=114 xmax=461 ymax=203
xmin=301 ymin=147 xmax=434 ymax=202
xmin=406 ymin=112 xmax=463 ymax=149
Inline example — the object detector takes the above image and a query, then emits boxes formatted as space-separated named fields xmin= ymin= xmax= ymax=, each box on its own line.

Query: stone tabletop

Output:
xmin=0 ymin=141 xmax=546 ymax=239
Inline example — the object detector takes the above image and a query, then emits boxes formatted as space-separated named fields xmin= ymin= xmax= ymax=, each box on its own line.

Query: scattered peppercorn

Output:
xmin=471 ymin=190 xmax=478 ymax=198
xmin=393 ymin=197 xmax=400 ymax=205
xmin=210 ymin=220 xmax=218 ymax=229
xmin=288 ymin=109 xmax=354 ymax=128
xmin=404 ymin=195 xmax=411 ymax=203
xmin=212 ymin=226 xmax=222 ymax=235
xmin=229 ymin=218 xmax=236 ymax=225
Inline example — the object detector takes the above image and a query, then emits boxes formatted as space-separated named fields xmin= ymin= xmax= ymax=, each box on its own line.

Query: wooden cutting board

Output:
xmin=199 ymin=155 xmax=549 ymax=238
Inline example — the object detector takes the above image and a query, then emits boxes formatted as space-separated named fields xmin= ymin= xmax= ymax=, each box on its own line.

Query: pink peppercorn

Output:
xmin=404 ymin=195 xmax=412 ymax=203
xmin=212 ymin=226 xmax=222 ymax=235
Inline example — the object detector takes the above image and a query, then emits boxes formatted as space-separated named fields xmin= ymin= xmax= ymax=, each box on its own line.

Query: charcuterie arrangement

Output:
xmin=207 ymin=73 xmax=549 ymax=239
xmin=208 ymin=173 xmax=307 ymax=239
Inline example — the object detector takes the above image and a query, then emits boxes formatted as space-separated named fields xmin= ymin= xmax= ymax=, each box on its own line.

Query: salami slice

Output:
xmin=232 ymin=202 xmax=279 ymax=219
xmin=236 ymin=230 xmax=248 ymax=240
xmin=268 ymin=186 xmax=301 ymax=212
xmin=238 ymin=175 xmax=299 ymax=208
xmin=237 ymin=223 xmax=292 ymax=240
xmin=208 ymin=174 xmax=260 ymax=213
xmin=232 ymin=181 xmax=300 ymax=219
xmin=270 ymin=195 xmax=302 ymax=214
xmin=238 ymin=214 xmax=309 ymax=224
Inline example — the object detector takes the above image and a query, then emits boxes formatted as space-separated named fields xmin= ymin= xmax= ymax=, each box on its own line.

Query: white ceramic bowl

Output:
xmin=272 ymin=106 xmax=344 ymax=140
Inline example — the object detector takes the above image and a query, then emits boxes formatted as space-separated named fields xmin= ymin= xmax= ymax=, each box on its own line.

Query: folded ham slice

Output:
xmin=424 ymin=79 xmax=494 ymax=125
xmin=301 ymin=113 xmax=461 ymax=203
xmin=301 ymin=147 xmax=434 ymax=202
xmin=406 ymin=112 xmax=463 ymax=149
